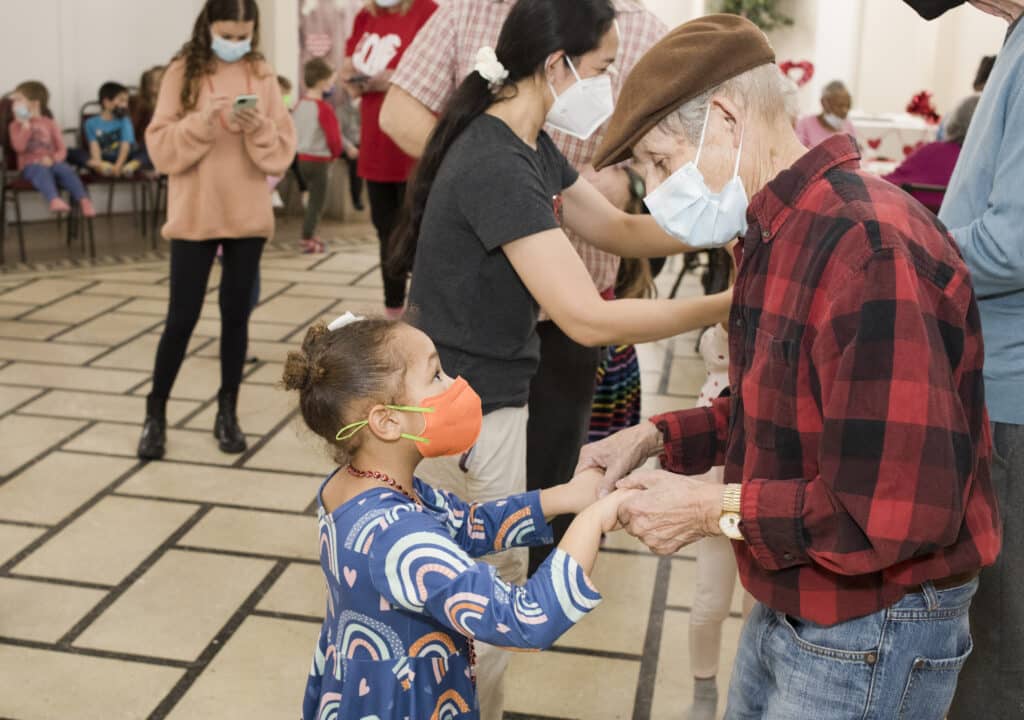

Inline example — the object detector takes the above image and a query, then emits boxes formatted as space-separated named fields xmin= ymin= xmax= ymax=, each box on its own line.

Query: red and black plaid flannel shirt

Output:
xmin=653 ymin=135 xmax=1001 ymax=626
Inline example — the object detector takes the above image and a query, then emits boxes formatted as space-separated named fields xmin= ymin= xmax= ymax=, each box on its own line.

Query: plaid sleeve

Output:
xmin=652 ymin=397 xmax=730 ymax=476
xmin=390 ymin=1 xmax=458 ymax=114
xmin=742 ymin=236 xmax=977 ymax=574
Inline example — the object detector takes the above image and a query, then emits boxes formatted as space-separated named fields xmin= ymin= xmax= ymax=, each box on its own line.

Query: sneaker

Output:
xmin=79 ymin=198 xmax=96 ymax=218
xmin=300 ymin=238 xmax=325 ymax=254
xmin=122 ymin=160 xmax=141 ymax=177
xmin=49 ymin=197 xmax=71 ymax=213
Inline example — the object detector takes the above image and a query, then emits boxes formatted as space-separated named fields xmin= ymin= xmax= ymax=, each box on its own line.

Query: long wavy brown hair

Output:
xmin=176 ymin=0 xmax=266 ymax=112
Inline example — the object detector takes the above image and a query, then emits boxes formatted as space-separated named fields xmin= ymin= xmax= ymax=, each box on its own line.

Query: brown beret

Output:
xmin=593 ymin=14 xmax=775 ymax=170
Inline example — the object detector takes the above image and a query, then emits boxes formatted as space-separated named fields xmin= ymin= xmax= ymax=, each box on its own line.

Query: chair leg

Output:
xmin=0 ymin=193 xmax=7 ymax=267
xmin=13 ymin=194 xmax=26 ymax=264
xmin=87 ymin=216 xmax=96 ymax=259
xmin=107 ymin=182 xmax=115 ymax=216
xmin=139 ymin=183 xmax=148 ymax=239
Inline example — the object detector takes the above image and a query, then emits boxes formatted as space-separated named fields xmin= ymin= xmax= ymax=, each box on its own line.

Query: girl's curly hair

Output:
xmin=176 ymin=0 xmax=266 ymax=112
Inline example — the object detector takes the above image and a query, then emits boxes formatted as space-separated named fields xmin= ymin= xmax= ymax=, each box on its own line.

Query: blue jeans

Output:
xmin=22 ymin=162 xmax=88 ymax=203
xmin=726 ymin=579 xmax=978 ymax=720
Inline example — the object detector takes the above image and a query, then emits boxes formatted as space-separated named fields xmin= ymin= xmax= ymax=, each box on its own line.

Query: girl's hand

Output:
xmin=588 ymin=488 xmax=640 ymax=534
xmin=201 ymin=95 xmax=232 ymax=127
xmin=39 ymin=156 xmax=54 ymax=167
xmin=233 ymin=106 xmax=266 ymax=134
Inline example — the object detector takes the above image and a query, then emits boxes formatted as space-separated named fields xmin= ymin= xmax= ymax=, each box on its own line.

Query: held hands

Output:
xmin=575 ymin=421 xmax=663 ymax=497
xmin=587 ymin=488 xmax=641 ymax=534
xmin=562 ymin=467 xmax=608 ymax=515
xmin=615 ymin=469 xmax=723 ymax=556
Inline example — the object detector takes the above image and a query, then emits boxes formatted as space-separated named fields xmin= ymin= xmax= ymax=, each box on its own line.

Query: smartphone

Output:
xmin=233 ymin=94 xmax=259 ymax=111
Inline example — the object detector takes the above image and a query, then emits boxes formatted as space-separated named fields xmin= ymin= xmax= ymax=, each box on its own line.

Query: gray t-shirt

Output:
xmin=408 ymin=113 xmax=579 ymax=413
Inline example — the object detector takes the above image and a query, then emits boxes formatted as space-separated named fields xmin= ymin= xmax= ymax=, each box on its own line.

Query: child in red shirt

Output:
xmin=343 ymin=0 xmax=437 ymax=316
xmin=293 ymin=58 xmax=344 ymax=253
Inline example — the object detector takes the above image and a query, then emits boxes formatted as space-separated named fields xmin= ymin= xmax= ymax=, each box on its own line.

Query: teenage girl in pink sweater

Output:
xmin=7 ymin=81 xmax=95 ymax=217
xmin=137 ymin=0 xmax=296 ymax=461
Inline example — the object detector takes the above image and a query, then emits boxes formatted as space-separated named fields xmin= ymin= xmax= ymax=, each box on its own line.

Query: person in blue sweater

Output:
xmin=905 ymin=1 xmax=1024 ymax=717
xmin=281 ymin=312 xmax=632 ymax=720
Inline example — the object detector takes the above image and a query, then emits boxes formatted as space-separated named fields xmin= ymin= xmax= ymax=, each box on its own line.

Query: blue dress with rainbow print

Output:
xmin=302 ymin=471 xmax=603 ymax=720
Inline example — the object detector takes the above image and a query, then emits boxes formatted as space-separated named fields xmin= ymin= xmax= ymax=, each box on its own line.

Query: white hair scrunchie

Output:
xmin=328 ymin=311 xmax=366 ymax=332
xmin=474 ymin=47 xmax=509 ymax=89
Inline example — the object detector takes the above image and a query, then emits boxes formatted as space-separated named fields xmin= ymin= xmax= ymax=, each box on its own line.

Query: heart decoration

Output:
xmin=343 ymin=566 xmax=358 ymax=587
xmin=779 ymin=60 xmax=815 ymax=88
xmin=867 ymin=138 xmax=882 ymax=150
xmin=380 ymin=596 xmax=391 ymax=612
xmin=359 ymin=678 xmax=370 ymax=696
xmin=903 ymin=145 xmax=914 ymax=157
xmin=496 ymin=623 xmax=511 ymax=634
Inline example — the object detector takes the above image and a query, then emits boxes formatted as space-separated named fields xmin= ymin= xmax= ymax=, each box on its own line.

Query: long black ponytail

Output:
xmin=389 ymin=0 xmax=616 ymax=275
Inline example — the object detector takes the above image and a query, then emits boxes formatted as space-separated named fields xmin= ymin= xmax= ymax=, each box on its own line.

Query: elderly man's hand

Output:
xmin=575 ymin=421 xmax=663 ymax=497
xmin=615 ymin=469 xmax=723 ymax=555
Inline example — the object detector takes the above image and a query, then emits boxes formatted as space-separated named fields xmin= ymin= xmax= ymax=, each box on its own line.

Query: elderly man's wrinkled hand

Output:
xmin=575 ymin=421 xmax=663 ymax=497
xmin=615 ymin=469 xmax=723 ymax=556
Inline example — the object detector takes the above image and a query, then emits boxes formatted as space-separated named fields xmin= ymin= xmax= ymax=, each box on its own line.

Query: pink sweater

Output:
xmin=8 ymin=116 xmax=67 ymax=170
xmin=795 ymin=114 xmax=857 ymax=148
xmin=146 ymin=58 xmax=297 ymax=241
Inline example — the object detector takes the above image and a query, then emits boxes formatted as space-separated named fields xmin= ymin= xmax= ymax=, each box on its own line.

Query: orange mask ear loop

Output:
xmin=335 ymin=406 xmax=435 ymax=445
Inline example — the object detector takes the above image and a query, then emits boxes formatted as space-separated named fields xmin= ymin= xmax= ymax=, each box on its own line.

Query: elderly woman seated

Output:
xmin=883 ymin=94 xmax=979 ymax=213
xmin=795 ymin=80 xmax=856 ymax=147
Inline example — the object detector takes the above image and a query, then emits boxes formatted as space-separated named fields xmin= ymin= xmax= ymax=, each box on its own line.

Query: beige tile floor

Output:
xmin=0 ymin=221 xmax=739 ymax=720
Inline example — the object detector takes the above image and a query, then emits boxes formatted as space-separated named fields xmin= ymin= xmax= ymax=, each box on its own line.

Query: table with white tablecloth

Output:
xmin=849 ymin=113 xmax=939 ymax=163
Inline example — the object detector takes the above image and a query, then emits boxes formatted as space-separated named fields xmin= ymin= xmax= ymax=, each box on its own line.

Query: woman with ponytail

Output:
xmin=137 ymin=0 xmax=296 ymax=461
xmin=394 ymin=1 xmax=731 ymax=715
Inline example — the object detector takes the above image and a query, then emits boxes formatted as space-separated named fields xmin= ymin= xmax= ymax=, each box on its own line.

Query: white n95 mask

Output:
xmin=545 ymin=56 xmax=614 ymax=141
xmin=643 ymin=105 xmax=749 ymax=249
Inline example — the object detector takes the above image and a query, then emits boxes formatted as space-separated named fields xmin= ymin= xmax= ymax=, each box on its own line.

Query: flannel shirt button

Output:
xmin=762 ymin=230 xmax=771 ymax=240
xmin=783 ymin=552 xmax=794 ymax=561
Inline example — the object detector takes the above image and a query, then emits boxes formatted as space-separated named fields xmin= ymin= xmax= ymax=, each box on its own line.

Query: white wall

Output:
xmin=645 ymin=0 xmax=705 ymax=28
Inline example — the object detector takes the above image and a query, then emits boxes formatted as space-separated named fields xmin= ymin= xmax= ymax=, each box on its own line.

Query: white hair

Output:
xmin=655 ymin=63 xmax=793 ymax=145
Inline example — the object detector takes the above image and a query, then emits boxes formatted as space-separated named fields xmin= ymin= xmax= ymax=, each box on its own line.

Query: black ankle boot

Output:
xmin=214 ymin=389 xmax=247 ymax=454
xmin=137 ymin=395 xmax=167 ymax=460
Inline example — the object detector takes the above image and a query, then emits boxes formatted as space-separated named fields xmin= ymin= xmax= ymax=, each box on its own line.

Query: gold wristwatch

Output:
xmin=719 ymin=484 xmax=744 ymax=541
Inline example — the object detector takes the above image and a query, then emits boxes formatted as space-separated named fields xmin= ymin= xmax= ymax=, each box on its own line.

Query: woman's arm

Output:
xmin=340 ymin=57 xmax=366 ymax=100
xmin=561 ymin=175 xmax=699 ymax=257
xmin=503 ymin=228 xmax=732 ymax=347
xmin=145 ymin=61 xmax=221 ymax=175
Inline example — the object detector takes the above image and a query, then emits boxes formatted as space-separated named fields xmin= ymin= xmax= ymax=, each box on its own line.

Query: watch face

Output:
xmin=719 ymin=513 xmax=742 ymax=540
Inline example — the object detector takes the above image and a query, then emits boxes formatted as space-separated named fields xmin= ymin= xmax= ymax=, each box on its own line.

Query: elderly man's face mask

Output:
xmin=641 ymin=105 xmax=749 ymax=249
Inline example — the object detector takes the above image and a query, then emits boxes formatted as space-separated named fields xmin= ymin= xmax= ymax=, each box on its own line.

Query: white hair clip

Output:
xmin=328 ymin=311 xmax=366 ymax=332
xmin=474 ymin=47 xmax=509 ymax=89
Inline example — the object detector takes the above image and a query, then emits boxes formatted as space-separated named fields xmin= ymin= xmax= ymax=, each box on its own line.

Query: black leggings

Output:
xmin=366 ymin=180 xmax=407 ymax=309
xmin=150 ymin=238 xmax=264 ymax=400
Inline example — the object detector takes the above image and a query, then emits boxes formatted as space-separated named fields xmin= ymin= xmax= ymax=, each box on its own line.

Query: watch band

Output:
xmin=722 ymin=484 xmax=742 ymax=514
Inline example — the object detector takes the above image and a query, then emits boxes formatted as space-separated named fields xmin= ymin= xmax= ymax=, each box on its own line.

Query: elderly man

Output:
xmin=795 ymin=80 xmax=856 ymax=148
xmin=903 ymin=1 xmax=1024 ymax=718
xmin=579 ymin=14 xmax=1000 ymax=718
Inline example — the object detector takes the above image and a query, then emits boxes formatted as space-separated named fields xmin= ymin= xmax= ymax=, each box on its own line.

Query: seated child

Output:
xmin=283 ymin=313 xmax=632 ymax=720
xmin=132 ymin=65 xmax=165 ymax=171
xmin=7 ymin=81 xmax=95 ymax=217
xmin=83 ymin=82 xmax=141 ymax=177
xmin=293 ymin=58 xmax=344 ymax=254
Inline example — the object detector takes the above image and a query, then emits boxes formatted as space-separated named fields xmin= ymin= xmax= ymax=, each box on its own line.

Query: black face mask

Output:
xmin=112 ymin=107 xmax=127 ymax=119
xmin=902 ymin=0 xmax=966 ymax=20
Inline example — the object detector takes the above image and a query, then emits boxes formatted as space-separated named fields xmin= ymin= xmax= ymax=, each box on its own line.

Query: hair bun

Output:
xmin=282 ymin=350 xmax=314 ymax=391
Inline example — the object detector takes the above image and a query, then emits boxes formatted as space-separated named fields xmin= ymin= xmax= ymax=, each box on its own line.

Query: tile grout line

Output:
xmin=231 ymin=407 xmax=301 ymax=468
xmin=12 ymin=279 xmax=104 ymax=321
xmin=0 ymin=419 xmax=95 ymax=487
xmin=146 ymin=559 xmax=290 ymax=720
xmin=55 ymin=503 xmax=214 ymax=648
xmin=631 ymin=556 xmax=672 ymax=720
xmin=42 ymin=295 xmax=137 ymax=344
xmin=0 ymin=454 xmax=138 ymax=573
xmin=0 ymin=635 xmax=192 ymax=670
xmin=0 ymin=387 xmax=48 ymax=423
xmin=174 ymin=545 xmax=319 ymax=566
xmin=113 ymin=490 xmax=316 ymax=518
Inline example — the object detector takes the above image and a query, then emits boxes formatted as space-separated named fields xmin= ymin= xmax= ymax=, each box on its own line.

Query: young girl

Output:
xmin=7 ymin=81 xmax=95 ymax=217
xmin=137 ymin=0 xmax=295 ymax=461
xmin=132 ymin=65 xmax=165 ymax=170
xmin=283 ymin=313 xmax=631 ymax=720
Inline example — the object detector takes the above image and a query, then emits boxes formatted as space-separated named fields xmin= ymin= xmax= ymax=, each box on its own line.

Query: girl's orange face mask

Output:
xmin=336 ymin=377 xmax=483 ymax=457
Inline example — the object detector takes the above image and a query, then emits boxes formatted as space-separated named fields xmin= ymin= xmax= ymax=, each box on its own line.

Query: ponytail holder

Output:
xmin=474 ymin=47 xmax=509 ymax=90
xmin=328 ymin=311 xmax=366 ymax=332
